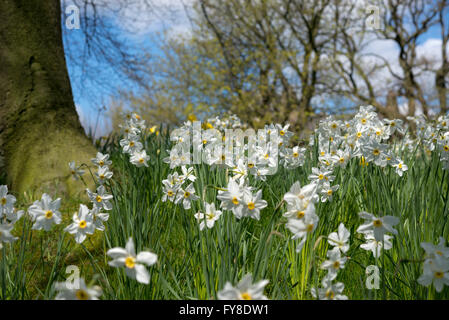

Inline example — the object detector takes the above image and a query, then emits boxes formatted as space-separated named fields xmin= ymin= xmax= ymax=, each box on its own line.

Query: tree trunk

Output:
xmin=0 ymin=0 xmax=96 ymax=195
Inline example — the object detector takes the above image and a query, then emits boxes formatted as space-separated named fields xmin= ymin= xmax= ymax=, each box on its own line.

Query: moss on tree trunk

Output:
xmin=0 ymin=0 xmax=96 ymax=195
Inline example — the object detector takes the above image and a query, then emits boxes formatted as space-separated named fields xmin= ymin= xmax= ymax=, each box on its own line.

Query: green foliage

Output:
xmin=2 ymin=128 xmax=449 ymax=299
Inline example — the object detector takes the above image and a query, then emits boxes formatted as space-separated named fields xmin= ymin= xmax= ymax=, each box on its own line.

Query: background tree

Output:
xmin=112 ymin=0 xmax=449 ymax=134
xmin=0 ymin=0 xmax=156 ymax=193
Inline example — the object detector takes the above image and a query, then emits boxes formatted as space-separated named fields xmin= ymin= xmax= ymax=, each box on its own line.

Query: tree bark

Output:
xmin=0 ymin=0 xmax=96 ymax=194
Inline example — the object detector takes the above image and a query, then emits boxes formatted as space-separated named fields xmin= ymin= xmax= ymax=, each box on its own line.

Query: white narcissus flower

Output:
xmin=28 ymin=193 xmax=62 ymax=231
xmin=392 ymin=159 xmax=408 ymax=177
xmin=237 ymin=189 xmax=267 ymax=220
xmin=327 ymin=223 xmax=350 ymax=253
xmin=217 ymin=179 xmax=243 ymax=211
xmin=286 ymin=213 xmax=319 ymax=253
xmin=91 ymin=207 xmax=109 ymax=231
xmin=130 ymin=150 xmax=150 ymax=167
xmin=320 ymin=248 xmax=347 ymax=280
xmin=283 ymin=181 xmax=318 ymax=206
xmin=107 ymin=237 xmax=157 ymax=284
xmin=0 ymin=223 xmax=18 ymax=249
xmin=421 ymin=237 xmax=449 ymax=261
xmin=0 ymin=185 xmax=16 ymax=215
xmin=120 ymin=134 xmax=143 ymax=154
xmin=3 ymin=208 xmax=24 ymax=225
xmin=87 ymin=185 xmax=113 ymax=211
xmin=194 ymin=202 xmax=222 ymax=230
xmin=95 ymin=166 xmax=113 ymax=184
xmin=311 ymin=278 xmax=348 ymax=300
xmin=68 ymin=161 xmax=85 ymax=181
xmin=356 ymin=211 xmax=399 ymax=242
xmin=64 ymin=204 xmax=95 ymax=244
xmin=217 ymin=274 xmax=269 ymax=300
xmin=360 ymin=232 xmax=393 ymax=258
xmin=418 ymin=257 xmax=449 ymax=293
xmin=54 ymin=278 xmax=102 ymax=300
xmin=91 ymin=152 xmax=112 ymax=167
xmin=175 ymin=183 xmax=199 ymax=210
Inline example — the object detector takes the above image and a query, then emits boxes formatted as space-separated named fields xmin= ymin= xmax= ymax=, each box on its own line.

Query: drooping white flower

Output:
xmin=217 ymin=274 xmax=269 ymax=300
xmin=107 ymin=237 xmax=157 ymax=284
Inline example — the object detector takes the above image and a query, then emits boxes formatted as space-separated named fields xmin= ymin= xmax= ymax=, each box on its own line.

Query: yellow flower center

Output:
xmin=331 ymin=123 xmax=337 ymax=129
xmin=361 ymin=118 xmax=367 ymax=124
xmin=318 ymin=174 xmax=324 ymax=180
xmin=184 ymin=191 xmax=190 ymax=198
xmin=202 ymin=139 xmax=207 ymax=145
xmin=436 ymin=250 xmax=443 ymax=256
xmin=79 ymin=220 xmax=87 ymax=229
xmin=125 ymin=256 xmax=136 ymax=269
xmin=248 ymin=163 xmax=254 ymax=168
xmin=240 ymin=292 xmax=252 ymax=300
xmin=444 ymin=145 xmax=449 ymax=152
xmin=280 ymin=130 xmax=285 ymax=136
xmin=129 ymin=141 xmax=135 ymax=147
xmin=75 ymin=289 xmax=89 ymax=300
xmin=333 ymin=261 xmax=340 ymax=269
xmin=398 ymin=163 xmax=402 ymax=169
xmin=96 ymin=195 xmax=102 ymax=202
xmin=232 ymin=197 xmax=239 ymax=205
xmin=320 ymin=151 xmax=325 ymax=156
xmin=293 ymin=152 xmax=299 ymax=158
xmin=325 ymin=290 xmax=335 ymax=299
xmin=139 ymin=158 xmax=144 ymax=163
xmin=100 ymin=174 xmax=105 ymax=179
xmin=167 ymin=190 xmax=174 ymax=197
xmin=1 ymin=198 xmax=6 ymax=205
xmin=357 ymin=132 xmax=362 ymax=138
xmin=327 ymin=190 xmax=333 ymax=196
xmin=296 ymin=211 xmax=305 ymax=219
xmin=99 ymin=160 xmax=104 ymax=166
xmin=373 ymin=149 xmax=380 ymax=156
xmin=339 ymin=157 xmax=345 ymax=163
xmin=435 ymin=271 xmax=444 ymax=279
xmin=45 ymin=210 xmax=53 ymax=219
xmin=306 ymin=224 xmax=314 ymax=232
xmin=373 ymin=219 xmax=383 ymax=227
xmin=264 ymin=153 xmax=269 ymax=159
xmin=247 ymin=202 xmax=255 ymax=210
